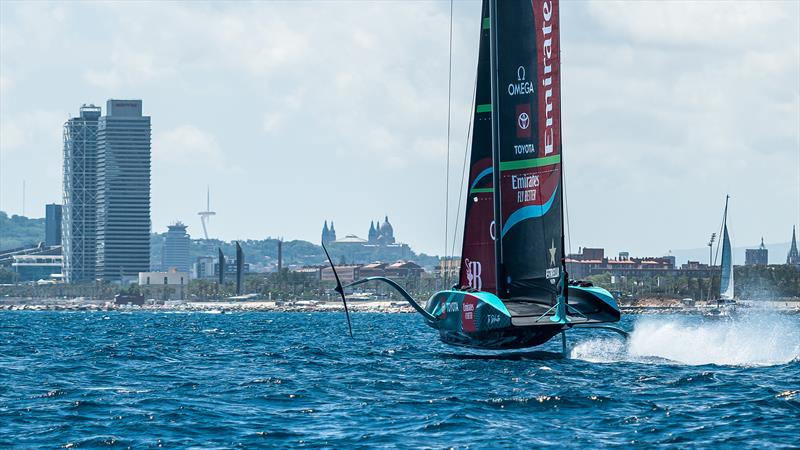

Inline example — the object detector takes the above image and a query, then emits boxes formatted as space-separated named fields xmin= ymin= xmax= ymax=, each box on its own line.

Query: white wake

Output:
xmin=571 ymin=314 xmax=800 ymax=366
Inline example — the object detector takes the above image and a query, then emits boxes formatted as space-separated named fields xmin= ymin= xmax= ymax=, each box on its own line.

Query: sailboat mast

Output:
xmin=722 ymin=194 xmax=729 ymax=233
xmin=558 ymin=14 xmax=568 ymax=297
xmin=559 ymin=125 xmax=568 ymax=301
xmin=488 ymin=0 xmax=505 ymax=297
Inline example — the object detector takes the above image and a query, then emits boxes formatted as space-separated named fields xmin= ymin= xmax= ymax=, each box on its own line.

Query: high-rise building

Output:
xmin=745 ymin=237 xmax=768 ymax=266
xmin=45 ymin=203 xmax=62 ymax=247
xmin=788 ymin=226 xmax=799 ymax=267
xmin=62 ymin=104 xmax=101 ymax=283
xmin=96 ymin=100 xmax=151 ymax=281
xmin=162 ymin=222 xmax=191 ymax=273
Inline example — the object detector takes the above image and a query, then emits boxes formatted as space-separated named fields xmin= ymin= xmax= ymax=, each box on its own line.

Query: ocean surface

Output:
xmin=1 ymin=311 xmax=798 ymax=448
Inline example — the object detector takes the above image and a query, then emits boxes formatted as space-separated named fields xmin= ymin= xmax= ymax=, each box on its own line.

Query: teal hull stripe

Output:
xmin=471 ymin=291 xmax=511 ymax=317
xmin=500 ymin=186 xmax=559 ymax=238
xmin=434 ymin=290 xmax=511 ymax=318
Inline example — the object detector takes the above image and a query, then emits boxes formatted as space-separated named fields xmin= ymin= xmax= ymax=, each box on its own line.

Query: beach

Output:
xmin=2 ymin=296 xmax=798 ymax=315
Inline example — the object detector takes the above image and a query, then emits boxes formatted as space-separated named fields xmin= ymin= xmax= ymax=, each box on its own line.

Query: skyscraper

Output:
xmin=162 ymin=222 xmax=190 ymax=273
xmin=96 ymin=100 xmax=151 ymax=281
xmin=45 ymin=203 xmax=62 ymax=247
xmin=62 ymin=104 xmax=100 ymax=283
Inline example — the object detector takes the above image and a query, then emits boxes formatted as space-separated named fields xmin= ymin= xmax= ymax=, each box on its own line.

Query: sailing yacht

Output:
xmin=712 ymin=195 xmax=736 ymax=315
xmin=325 ymin=0 xmax=624 ymax=351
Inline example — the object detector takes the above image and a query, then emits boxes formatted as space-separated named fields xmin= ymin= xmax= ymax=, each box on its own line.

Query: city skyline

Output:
xmin=1 ymin=1 xmax=798 ymax=258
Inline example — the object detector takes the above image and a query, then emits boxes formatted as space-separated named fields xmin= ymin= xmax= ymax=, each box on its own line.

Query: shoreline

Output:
xmin=1 ymin=298 xmax=799 ymax=314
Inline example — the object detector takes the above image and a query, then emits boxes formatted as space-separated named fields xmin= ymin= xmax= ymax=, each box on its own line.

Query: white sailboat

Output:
xmin=712 ymin=195 xmax=736 ymax=315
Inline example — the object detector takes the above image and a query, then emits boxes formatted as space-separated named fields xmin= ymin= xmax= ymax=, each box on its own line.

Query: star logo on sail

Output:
xmin=546 ymin=240 xmax=560 ymax=281
xmin=516 ymin=104 xmax=531 ymax=138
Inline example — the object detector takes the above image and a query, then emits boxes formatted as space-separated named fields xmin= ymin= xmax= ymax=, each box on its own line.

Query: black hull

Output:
xmin=437 ymin=325 xmax=563 ymax=350
xmin=425 ymin=287 xmax=621 ymax=350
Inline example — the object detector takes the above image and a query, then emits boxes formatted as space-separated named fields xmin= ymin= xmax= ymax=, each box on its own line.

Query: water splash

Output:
xmin=572 ymin=314 xmax=800 ymax=366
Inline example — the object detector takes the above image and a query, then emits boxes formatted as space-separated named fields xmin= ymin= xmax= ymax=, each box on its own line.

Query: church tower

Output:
xmin=368 ymin=221 xmax=377 ymax=243
xmin=321 ymin=220 xmax=331 ymax=245
xmin=788 ymin=226 xmax=799 ymax=266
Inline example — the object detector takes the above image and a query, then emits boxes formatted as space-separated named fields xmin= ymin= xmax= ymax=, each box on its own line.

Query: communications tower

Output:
xmin=198 ymin=186 xmax=216 ymax=240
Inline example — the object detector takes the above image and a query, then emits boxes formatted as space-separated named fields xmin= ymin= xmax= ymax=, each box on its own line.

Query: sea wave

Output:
xmin=571 ymin=313 xmax=800 ymax=367
xmin=1 ymin=311 xmax=797 ymax=447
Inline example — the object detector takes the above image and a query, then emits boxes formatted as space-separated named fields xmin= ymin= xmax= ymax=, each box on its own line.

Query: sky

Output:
xmin=1 ymin=0 xmax=798 ymax=260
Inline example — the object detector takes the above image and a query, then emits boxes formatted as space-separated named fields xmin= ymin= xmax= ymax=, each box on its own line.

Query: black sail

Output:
xmin=459 ymin=0 xmax=497 ymax=294
xmin=493 ymin=0 xmax=563 ymax=301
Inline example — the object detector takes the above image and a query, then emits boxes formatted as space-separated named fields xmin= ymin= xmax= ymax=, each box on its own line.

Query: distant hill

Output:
xmin=1 ymin=210 xmax=442 ymax=269
xmin=0 ymin=211 xmax=45 ymax=250
xmin=149 ymin=234 xmax=441 ymax=272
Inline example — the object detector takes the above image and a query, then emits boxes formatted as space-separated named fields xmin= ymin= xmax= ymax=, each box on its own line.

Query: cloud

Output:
xmin=0 ymin=74 xmax=11 ymax=95
xmin=152 ymin=125 xmax=236 ymax=173
xmin=262 ymin=113 xmax=285 ymax=133
xmin=587 ymin=1 xmax=789 ymax=48
xmin=0 ymin=110 xmax=64 ymax=153
xmin=84 ymin=45 xmax=175 ymax=89
xmin=0 ymin=1 xmax=796 ymax=255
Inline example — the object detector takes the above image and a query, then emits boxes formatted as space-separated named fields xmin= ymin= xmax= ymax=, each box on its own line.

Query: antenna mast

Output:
xmin=198 ymin=185 xmax=216 ymax=240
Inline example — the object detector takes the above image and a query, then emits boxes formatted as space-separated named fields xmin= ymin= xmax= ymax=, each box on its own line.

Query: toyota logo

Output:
xmin=518 ymin=112 xmax=530 ymax=130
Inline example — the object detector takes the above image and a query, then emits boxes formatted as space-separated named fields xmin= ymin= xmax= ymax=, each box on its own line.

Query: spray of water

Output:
xmin=571 ymin=314 xmax=800 ymax=366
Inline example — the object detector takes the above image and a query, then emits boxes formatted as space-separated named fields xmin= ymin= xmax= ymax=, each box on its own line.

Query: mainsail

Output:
xmin=460 ymin=0 xmax=563 ymax=302
xmin=719 ymin=197 xmax=734 ymax=300
xmin=459 ymin=0 xmax=496 ymax=294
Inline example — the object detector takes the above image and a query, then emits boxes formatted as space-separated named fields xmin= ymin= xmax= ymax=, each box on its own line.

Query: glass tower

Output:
xmin=96 ymin=100 xmax=152 ymax=282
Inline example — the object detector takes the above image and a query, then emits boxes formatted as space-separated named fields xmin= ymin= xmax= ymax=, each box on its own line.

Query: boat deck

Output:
xmin=505 ymin=300 xmax=597 ymax=326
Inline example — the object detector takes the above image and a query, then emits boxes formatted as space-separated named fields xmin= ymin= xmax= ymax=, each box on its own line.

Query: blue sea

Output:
xmin=1 ymin=311 xmax=798 ymax=448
